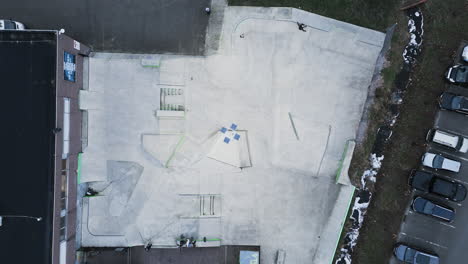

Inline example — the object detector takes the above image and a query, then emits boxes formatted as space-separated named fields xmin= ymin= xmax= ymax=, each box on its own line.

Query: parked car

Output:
xmin=439 ymin=92 xmax=468 ymax=114
xmin=0 ymin=19 xmax=25 ymax=30
xmin=421 ymin=152 xmax=461 ymax=172
xmin=445 ymin=65 xmax=468 ymax=84
xmin=426 ymin=128 xmax=468 ymax=153
xmin=412 ymin=196 xmax=455 ymax=222
xmin=394 ymin=244 xmax=439 ymax=264
xmin=409 ymin=170 xmax=467 ymax=202
xmin=463 ymin=45 xmax=468 ymax=62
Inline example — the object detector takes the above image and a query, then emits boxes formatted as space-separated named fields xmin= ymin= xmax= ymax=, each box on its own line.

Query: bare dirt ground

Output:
xmin=352 ymin=1 xmax=468 ymax=263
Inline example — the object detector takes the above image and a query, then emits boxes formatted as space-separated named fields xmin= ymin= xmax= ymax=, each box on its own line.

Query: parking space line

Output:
xmin=438 ymin=222 xmax=456 ymax=229
xmin=436 ymin=126 xmax=468 ymax=139
xmin=433 ymin=149 xmax=468 ymax=162
xmin=419 ymin=167 xmax=468 ymax=186
xmin=406 ymin=210 xmax=456 ymax=229
xmin=400 ymin=232 xmax=448 ymax=250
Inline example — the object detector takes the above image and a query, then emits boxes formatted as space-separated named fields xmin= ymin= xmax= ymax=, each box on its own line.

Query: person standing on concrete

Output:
xmin=205 ymin=7 xmax=211 ymax=15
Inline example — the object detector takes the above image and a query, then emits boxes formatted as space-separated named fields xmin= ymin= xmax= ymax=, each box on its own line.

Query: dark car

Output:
xmin=445 ymin=65 xmax=468 ymax=84
xmin=409 ymin=170 xmax=467 ymax=202
xmin=394 ymin=244 xmax=439 ymax=264
xmin=412 ymin=196 xmax=455 ymax=222
xmin=439 ymin=92 xmax=468 ymax=114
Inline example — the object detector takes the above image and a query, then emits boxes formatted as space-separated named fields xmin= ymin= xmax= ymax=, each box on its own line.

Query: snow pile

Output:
xmin=370 ymin=153 xmax=384 ymax=170
xmin=403 ymin=9 xmax=424 ymax=64
xmin=335 ymin=187 xmax=372 ymax=264
xmin=360 ymin=154 xmax=383 ymax=186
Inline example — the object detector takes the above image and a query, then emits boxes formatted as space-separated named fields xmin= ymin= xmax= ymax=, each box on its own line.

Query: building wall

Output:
xmin=53 ymin=33 xmax=90 ymax=264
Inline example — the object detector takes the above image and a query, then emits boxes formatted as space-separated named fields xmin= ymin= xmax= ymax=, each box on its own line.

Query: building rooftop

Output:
xmin=0 ymin=31 xmax=57 ymax=264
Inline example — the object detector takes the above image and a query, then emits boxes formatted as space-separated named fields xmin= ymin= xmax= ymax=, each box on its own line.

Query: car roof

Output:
xmin=432 ymin=178 xmax=454 ymax=197
xmin=432 ymin=130 xmax=459 ymax=148
xmin=441 ymin=156 xmax=461 ymax=171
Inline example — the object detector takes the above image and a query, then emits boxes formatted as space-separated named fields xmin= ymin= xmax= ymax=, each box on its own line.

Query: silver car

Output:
xmin=422 ymin=152 xmax=461 ymax=172
xmin=412 ymin=197 xmax=455 ymax=222
xmin=426 ymin=128 xmax=468 ymax=153
xmin=394 ymin=244 xmax=439 ymax=264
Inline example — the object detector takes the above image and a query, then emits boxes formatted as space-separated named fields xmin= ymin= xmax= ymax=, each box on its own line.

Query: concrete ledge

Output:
xmin=312 ymin=185 xmax=355 ymax=264
xmin=336 ymin=140 xmax=356 ymax=186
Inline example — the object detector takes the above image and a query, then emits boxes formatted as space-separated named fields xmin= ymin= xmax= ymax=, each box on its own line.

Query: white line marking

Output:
xmin=400 ymin=233 xmax=448 ymax=249
xmin=406 ymin=210 xmax=456 ymax=228
xmin=436 ymin=126 xmax=468 ymax=139
xmin=438 ymin=222 xmax=456 ymax=229
xmin=420 ymin=166 xmax=468 ymax=185
xmin=435 ymin=149 xmax=468 ymax=162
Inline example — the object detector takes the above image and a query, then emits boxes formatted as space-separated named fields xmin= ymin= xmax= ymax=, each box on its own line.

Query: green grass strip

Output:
xmin=331 ymin=186 xmax=356 ymax=264
xmin=335 ymin=140 xmax=350 ymax=183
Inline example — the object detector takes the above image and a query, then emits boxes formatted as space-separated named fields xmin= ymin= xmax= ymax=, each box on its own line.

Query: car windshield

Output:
xmin=433 ymin=155 xmax=444 ymax=168
xmin=452 ymin=96 xmax=463 ymax=109
xmin=451 ymin=184 xmax=458 ymax=198
xmin=3 ymin=20 xmax=15 ymax=29
xmin=423 ymin=201 xmax=435 ymax=214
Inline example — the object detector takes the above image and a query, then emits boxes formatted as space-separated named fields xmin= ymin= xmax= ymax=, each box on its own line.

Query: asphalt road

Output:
xmin=0 ymin=0 xmax=210 ymax=54
xmin=390 ymin=82 xmax=468 ymax=264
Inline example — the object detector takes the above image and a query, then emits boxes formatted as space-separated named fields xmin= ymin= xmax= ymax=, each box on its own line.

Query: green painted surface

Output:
xmin=77 ymin=152 xmax=82 ymax=184
xmin=165 ymin=135 xmax=186 ymax=168
xmin=331 ymin=186 xmax=355 ymax=264
xmin=335 ymin=140 xmax=350 ymax=183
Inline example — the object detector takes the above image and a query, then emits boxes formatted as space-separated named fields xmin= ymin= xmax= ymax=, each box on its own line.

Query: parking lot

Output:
xmin=391 ymin=42 xmax=468 ymax=263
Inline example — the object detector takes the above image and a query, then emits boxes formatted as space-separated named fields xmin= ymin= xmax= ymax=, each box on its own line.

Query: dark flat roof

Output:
xmin=0 ymin=31 xmax=56 ymax=264
xmin=85 ymin=245 xmax=261 ymax=264
xmin=0 ymin=0 xmax=210 ymax=54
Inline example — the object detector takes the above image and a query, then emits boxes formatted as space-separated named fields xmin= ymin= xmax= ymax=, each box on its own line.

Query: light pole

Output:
xmin=0 ymin=215 xmax=42 ymax=226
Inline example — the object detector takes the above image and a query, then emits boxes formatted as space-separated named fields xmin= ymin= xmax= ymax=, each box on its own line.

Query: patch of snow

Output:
xmin=408 ymin=19 xmax=416 ymax=33
xmin=361 ymin=169 xmax=375 ymax=187
xmin=353 ymin=197 xmax=370 ymax=225
xmin=370 ymin=154 xmax=384 ymax=169
xmin=403 ymin=9 xmax=424 ymax=64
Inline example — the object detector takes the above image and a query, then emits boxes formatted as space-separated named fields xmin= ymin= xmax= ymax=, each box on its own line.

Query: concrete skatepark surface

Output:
xmin=79 ymin=6 xmax=385 ymax=264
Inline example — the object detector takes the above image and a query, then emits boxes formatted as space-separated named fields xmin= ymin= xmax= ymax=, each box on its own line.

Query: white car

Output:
xmin=427 ymin=129 xmax=468 ymax=153
xmin=422 ymin=152 xmax=461 ymax=173
xmin=463 ymin=45 xmax=468 ymax=62
xmin=0 ymin=19 xmax=25 ymax=30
